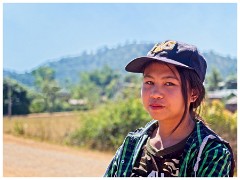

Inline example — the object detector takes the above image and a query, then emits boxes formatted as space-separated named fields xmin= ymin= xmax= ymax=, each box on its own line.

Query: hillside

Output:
xmin=3 ymin=43 xmax=237 ymax=87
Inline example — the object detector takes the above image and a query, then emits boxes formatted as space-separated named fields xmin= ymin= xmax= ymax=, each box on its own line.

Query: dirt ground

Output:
xmin=3 ymin=134 xmax=114 ymax=177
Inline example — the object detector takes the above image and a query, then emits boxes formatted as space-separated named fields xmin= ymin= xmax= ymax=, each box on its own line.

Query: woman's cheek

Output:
xmin=141 ymin=87 xmax=149 ymax=109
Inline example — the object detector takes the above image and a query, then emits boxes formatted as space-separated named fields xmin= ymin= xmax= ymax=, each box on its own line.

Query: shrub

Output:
xmin=29 ymin=98 xmax=45 ymax=113
xmin=68 ymin=98 xmax=150 ymax=151
xmin=202 ymin=100 xmax=237 ymax=139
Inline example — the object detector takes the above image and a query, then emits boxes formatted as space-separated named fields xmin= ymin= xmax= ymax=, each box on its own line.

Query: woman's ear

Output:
xmin=190 ymin=89 xmax=199 ymax=103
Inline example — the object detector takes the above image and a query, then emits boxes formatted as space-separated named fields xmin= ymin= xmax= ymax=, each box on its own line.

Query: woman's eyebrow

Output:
xmin=143 ymin=74 xmax=179 ymax=81
xmin=143 ymin=74 xmax=154 ymax=79
xmin=162 ymin=76 xmax=180 ymax=81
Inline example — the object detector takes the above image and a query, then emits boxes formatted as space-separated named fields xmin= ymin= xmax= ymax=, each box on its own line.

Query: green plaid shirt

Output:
xmin=104 ymin=119 xmax=235 ymax=177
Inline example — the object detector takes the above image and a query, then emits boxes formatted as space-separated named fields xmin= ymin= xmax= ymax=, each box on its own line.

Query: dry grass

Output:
xmin=3 ymin=112 xmax=83 ymax=144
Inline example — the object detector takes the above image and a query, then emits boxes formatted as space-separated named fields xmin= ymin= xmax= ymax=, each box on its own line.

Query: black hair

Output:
xmin=170 ymin=66 xmax=205 ymax=134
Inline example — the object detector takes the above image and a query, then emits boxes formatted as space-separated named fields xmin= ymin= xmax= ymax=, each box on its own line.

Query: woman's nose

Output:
xmin=150 ymin=86 xmax=164 ymax=99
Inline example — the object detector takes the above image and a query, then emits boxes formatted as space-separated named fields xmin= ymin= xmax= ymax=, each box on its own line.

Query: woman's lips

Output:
xmin=149 ymin=104 xmax=165 ymax=110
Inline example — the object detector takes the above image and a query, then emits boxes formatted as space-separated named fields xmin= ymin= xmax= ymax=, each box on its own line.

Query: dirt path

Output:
xmin=3 ymin=134 xmax=114 ymax=177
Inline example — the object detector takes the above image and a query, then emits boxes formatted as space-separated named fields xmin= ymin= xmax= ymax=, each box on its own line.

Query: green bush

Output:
xmin=202 ymin=100 xmax=237 ymax=138
xmin=68 ymin=98 xmax=150 ymax=150
xmin=29 ymin=98 xmax=45 ymax=113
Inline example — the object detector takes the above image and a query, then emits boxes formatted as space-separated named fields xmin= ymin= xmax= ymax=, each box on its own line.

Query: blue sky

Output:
xmin=3 ymin=3 xmax=237 ymax=73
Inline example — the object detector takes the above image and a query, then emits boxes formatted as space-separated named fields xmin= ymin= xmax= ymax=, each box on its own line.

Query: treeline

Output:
xmin=3 ymin=64 xmax=236 ymax=116
xmin=3 ymin=65 xmax=140 ymax=115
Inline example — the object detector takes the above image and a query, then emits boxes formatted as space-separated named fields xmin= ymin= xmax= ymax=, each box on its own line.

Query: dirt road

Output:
xmin=3 ymin=134 xmax=114 ymax=177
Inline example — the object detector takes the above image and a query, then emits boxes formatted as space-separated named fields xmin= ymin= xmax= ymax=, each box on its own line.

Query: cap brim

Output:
xmin=125 ymin=56 xmax=192 ymax=73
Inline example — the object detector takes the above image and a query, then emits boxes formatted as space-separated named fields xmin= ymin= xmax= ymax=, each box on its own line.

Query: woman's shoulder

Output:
xmin=189 ymin=119 xmax=234 ymax=157
xmin=185 ymin=119 xmax=235 ymax=176
xmin=195 ymin=120 xmax=227 ymax=143
xmin=127 ymin=120 xmax=158 ymax=137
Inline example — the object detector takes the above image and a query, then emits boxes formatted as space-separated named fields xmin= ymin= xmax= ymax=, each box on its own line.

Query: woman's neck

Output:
xmin=150 ymin=115 xmax=195 ymax=149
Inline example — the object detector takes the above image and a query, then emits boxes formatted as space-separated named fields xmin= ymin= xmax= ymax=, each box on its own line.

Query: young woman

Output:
xmin=104 ymin=40 xmax=235 ymax=177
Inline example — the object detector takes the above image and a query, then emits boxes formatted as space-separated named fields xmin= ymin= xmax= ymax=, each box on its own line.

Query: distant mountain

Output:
xmin=3 ymin=70 xmax=34 ymax=87
xmin=3 ymin=43 xmax=237 ymax=88
xmin=202 ymin=51 xmax=237 ymax=77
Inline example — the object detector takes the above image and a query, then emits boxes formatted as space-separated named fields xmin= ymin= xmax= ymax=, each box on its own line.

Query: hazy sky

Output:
xmin=3 ymin=3 xmax=237 ymax=73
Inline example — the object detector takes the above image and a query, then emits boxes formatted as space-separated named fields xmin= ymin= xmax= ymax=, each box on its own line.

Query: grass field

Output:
xmin=3 ymin=112 xmax=83 ymax=144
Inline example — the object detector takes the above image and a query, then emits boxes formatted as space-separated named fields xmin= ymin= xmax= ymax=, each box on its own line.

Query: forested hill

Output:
xmin=3 ymin=43 xmax=237 ymax=87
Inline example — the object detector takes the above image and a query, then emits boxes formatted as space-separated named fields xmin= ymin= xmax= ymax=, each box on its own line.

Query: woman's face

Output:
xmin=141 ymin=62 xmax=190 ymax=123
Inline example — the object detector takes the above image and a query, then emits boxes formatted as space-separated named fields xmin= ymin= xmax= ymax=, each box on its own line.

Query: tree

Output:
xmin=32 ymin=67 xmax=60 ymax=112
xmin=3 ymin=78 xmax=31 ymax=115
xmin=70 ymin=65 xmax=120 ymax=109
xmin=206 ymin=67 xmax=223 ymax=91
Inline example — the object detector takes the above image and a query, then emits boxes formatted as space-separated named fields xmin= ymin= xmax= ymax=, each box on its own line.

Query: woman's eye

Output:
xmin=145 ymin=81 xmax=153 ymax=85
xmin=165 ymin=82 xmax=175 ymax=86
